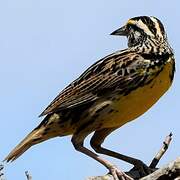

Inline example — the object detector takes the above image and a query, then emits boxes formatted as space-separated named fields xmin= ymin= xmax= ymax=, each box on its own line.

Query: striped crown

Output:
xmin=111 ymin=16 xmax=172 ymax=54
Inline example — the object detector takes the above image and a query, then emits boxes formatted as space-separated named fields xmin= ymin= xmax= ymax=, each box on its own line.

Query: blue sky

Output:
xmin=0 ymin=0 xmax=179 ymax=179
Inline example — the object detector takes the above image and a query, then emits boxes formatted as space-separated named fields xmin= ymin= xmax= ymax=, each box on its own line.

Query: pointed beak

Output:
xmin=110 ymin=25 xmax=127 ymax=36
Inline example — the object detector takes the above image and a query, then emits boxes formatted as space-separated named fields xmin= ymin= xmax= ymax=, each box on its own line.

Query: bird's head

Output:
xmin=111 ymin=16 xmax=171 ymax=53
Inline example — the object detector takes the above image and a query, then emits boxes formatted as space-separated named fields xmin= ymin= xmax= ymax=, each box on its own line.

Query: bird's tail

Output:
xmin=4 ymin=126 xmax=47 ymax=163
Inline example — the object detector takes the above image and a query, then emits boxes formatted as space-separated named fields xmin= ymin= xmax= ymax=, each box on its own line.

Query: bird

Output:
xmin=4 ymin=16 xmax=175 ymax=180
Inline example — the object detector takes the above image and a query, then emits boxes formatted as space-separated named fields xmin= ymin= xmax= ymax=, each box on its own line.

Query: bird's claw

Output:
xmin=109 ymin=165 xmax=133 ymax=180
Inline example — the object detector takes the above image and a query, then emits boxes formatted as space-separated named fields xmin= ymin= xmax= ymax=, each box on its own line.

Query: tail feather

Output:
xmin=4 ymin=128 xmax=44 ymax=163
xmin=4 ymin=144 xmax=31 ymax=162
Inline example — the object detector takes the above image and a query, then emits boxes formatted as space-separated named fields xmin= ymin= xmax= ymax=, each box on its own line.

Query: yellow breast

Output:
xmin=102 ymin=58 xmax=174 ymax=128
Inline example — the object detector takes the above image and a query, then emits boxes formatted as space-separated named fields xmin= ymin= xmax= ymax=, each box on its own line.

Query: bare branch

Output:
xmin=141 ymin=157 xmax=180 ymax=180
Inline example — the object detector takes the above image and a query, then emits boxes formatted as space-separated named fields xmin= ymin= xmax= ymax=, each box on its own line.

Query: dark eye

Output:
xmin=126 ymin=24 xmax=131 ymax=31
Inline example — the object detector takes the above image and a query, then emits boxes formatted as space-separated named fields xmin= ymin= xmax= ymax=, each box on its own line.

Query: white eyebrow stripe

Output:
xmin=136 ymin=20 xmax=154 ymax=37
xmin=150 ymin=17 xmax=163 ymax=38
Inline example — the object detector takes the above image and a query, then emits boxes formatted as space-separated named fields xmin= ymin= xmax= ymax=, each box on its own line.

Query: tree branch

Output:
xmin=141 ymin=157 xmax=180 ymax=180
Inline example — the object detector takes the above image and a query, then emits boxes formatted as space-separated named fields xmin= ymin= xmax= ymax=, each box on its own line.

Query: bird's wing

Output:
xmin=39 ymin=50 xmax=150 ymax=117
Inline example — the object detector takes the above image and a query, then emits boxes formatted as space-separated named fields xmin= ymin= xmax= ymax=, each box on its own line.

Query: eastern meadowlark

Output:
xmin=4 ymin=16 xmax=175 ymax=180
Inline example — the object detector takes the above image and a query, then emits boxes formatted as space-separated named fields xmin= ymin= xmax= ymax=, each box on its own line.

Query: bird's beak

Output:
xmin=110 ymin=25 xmax=127 ymax=36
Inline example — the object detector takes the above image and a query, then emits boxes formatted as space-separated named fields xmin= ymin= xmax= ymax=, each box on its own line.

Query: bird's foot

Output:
xmin=108 ymin=165 xmax=133 ymax=180
xmin=129 ymin=160 xmax=155 ymax=178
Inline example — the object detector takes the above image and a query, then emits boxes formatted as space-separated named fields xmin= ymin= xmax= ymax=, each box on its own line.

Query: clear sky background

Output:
xmin=0 ymin=0 xmax=179 ymax=180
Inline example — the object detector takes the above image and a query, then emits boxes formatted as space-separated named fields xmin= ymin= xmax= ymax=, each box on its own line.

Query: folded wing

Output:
xmin=39 ymin=50 xmax=149 ymax=117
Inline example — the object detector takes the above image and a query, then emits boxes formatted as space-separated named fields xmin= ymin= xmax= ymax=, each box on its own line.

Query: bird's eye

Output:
xmin=126 ymin=24 xmax=131 ymax=31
